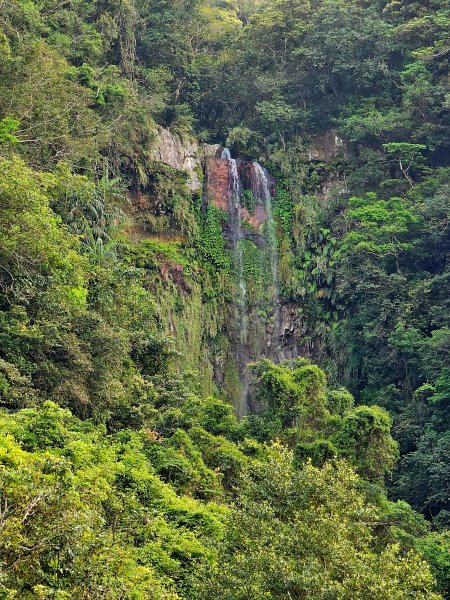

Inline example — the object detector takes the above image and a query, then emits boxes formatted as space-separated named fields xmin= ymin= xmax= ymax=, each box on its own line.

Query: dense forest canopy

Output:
xmin=0 ymin=0 xmax=449 ymax=597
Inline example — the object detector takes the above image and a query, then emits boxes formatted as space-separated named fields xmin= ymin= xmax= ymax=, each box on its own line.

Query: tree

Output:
xmin=342 ymin=192 xmax=421 ymax=268
xmin=383 ymin=142 xmax=427 ymax=188
xmin=199 ymin=445 xmax=442 ymax=600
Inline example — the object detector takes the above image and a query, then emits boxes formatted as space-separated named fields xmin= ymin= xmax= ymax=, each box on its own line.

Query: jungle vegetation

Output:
xmin=0 ymin=0 xmax=449 ymax=597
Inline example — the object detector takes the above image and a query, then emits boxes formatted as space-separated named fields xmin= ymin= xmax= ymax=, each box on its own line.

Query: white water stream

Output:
xmin=220 ymin=149 xmax=280 ymax=415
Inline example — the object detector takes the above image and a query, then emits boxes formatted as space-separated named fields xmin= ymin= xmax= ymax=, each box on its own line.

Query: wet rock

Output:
xmin=204 ymin=158 xmax=277 ymax=230
xmin=241 ymin=205 xmax=267 ymax=230
xmin=205 ymin=157 xmax=232 ymax=211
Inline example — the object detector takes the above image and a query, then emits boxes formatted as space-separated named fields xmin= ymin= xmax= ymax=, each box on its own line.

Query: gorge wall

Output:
xmin=128 ymin=128 xmax=348 ymax=415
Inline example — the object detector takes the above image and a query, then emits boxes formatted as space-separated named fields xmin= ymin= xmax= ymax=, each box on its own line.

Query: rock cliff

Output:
xmin=136 ymin=126 xmax=348 ymax=413
xmin=150 ymin=126 xmax=221 ymax=191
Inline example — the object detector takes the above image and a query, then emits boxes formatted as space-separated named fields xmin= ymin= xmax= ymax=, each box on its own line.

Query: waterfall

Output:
xmin=221 ymin=149 xmax=249 ymax=416
xmin=252 ymin=162 xmax=281 ymax=358
xmin=221 ymin=148 xmax=232 ymax=161
xmin=215 ymin=151 xmax=280 ymax=415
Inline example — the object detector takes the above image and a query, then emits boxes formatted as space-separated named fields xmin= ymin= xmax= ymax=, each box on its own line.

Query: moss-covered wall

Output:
xmin=124 ymin=131 xmax=333 ymax=411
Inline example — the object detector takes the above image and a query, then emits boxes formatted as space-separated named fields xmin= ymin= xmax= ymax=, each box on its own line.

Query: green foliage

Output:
xmin=246 ymin=359 xmax=398 ymax=483
xmin=0 ymin=394 xmax=440 ymax=598
xmin=0 ymin=0 xmax=449 ymax=594
xmin=0 ymin=402 xmax=225 ymax=598
xmin=240 ymin=189 xmax=256 ymax=214
xmin=327 ymin=387 xmax=355 ymax=417
xmin=51 ymin=163 xmax=126 ymax=256
xmin=392 ymin=429 xmax=450 ymax=524
xmin=0 ymin=41 xmax=102 ymax=167
xmin=0 ymin=155 xmax=86 ymax=302
xmin=330 ymin=170 xmax=450 ymax=524
xmin=225 ymin=126 xmax=262 ymax=158
xmin=418 ymin=532 xmax=450 ymax=598
xmin=195 ymin=206 xmax=230 ymax=271
xmin=0 ymin=117 xmax=19 ymax=143
xmin=383 ymin=142 xmax=427 ymax=187
xmin=240 ymin=239 xmax=265 ymax=295
xmin=343 ymin=192 xmax=421 ymax=257
xmin=199 ymin=446 xmax=441 ymax=599
xmin=331 ymin=405 xmax=399 ymax=482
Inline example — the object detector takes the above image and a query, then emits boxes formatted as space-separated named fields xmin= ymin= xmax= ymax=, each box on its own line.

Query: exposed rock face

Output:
xmin=307 ymin=129 xmax=349 ymax=162
xmin=278 ymin=304 xmax=300 ymax=359
xmin=205 ymin=157 xmax=232 ymax=211
xmin=242 ymin=205 xmax=267 ymax=230
xmin=318 ymin=172 xmax=348 ymax=202
xmin=239 ymin=160 xmax=274 ymax=230
xmin=131 ymin=127 xmax=356 ymax=413
xmin=150 ymin=130 xmax=277 ymax=233
xmin=204 ymin=157 xmax=276 ymax=232
xmin=150 ymin=126 xmax=221 ymax=191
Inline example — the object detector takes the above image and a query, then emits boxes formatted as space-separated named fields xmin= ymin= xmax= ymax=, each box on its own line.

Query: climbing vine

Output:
xmin=195 ymin=206 xmax=231 ymax=272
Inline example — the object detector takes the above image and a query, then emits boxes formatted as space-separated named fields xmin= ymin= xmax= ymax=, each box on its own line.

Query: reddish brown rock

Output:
xmin=159 ymin=261 xmax=191 ymax=292
xmin=205 ymin=158 xmax=232 ymax=212
xmin=241 ymin=205 xmax=267 ymax=230
xmin=205 ymin=156 xmax=274 ymax=232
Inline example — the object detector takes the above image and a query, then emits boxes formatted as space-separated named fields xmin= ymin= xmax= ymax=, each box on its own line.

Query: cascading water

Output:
xmin=252 ymin=162 xmax=281 ymax=359
xmin=221 ymin=148 xmax=231 ymax=161
xmin=215 ymin=150 xmax=281 ymax=415
xmin=221 ymin=148 xmax=249 ymax=416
